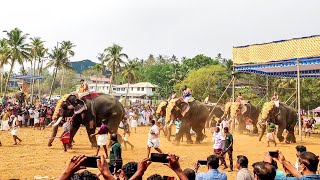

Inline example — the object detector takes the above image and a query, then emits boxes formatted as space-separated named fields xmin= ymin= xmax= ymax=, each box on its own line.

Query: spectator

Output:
xmin=147 ymin=120 xmax=163 ymax=158
xmin=194 ymin=154 xmax=227 ymax=180
xmin=28 ymin=107 xmax=35 ymax=127
xmin=276 ymin=151 xmax=320 ymax=179
xmin=222 ymin=127 xmax=233 ymax=172
xmin=295 ymin=145 xmax=307 ymax=170
xmin=252 ymin=161 xmax=276 ymax=180
xmin=212 ymin=127 xmax=225 ymax=164
xmin=120 ymin=162 xmax=139 ymax=180
xmin=90 ymin=119 xmax=109 ymax=158
xmin=269 ymin=159 xmax=285 ymax=180
xmin=147 ymin=174 xmax=163 ymax=180
xmin=130 ymin=154 xmax=188 ymax=180
xmin=109 ymin=133 xmax=123 ymax=174
xmin=59 ymin=155 xmax=113 ymax=180
xmin=183 ymin=168 xmax=196 ymax=180
xmin=236 ymin=155 xmax=253 ymax=180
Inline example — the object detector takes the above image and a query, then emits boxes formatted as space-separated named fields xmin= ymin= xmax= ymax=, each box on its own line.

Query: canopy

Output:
xmin=313 ymin=107 xmax=320 ymax=113
xmin=10 ymin=75 xmax=43 ymax=80
xmin=233 ymin=35 xmax=320 ymax=78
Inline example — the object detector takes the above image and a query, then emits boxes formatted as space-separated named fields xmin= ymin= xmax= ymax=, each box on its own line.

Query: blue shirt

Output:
xmin=285 ymin=174 xmax=320 ymax=180
xmin=196 ymin=169 xmax=227 ymax=180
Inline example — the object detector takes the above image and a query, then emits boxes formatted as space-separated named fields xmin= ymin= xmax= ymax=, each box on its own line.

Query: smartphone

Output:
xmin=150 ymin=153 xmax=169 ymax=163
xmin=81 ymin=156 xmax=100 ymax=168
xmin=269 ymin=151 xmax=279 ymax=158
xmin=198 ymin=160 xmax=208 ymax=165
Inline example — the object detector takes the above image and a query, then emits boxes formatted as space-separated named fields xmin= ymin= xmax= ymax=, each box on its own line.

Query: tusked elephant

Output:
xmin=258 ymin=102 xmax=297 ymax=143
xmin=229 ymin=102 xmax=260 ymax=134
xmin=48 ymin=93 xmax=125 ymax=147
xmin=165 ymin=98 xmax=209 ymax=144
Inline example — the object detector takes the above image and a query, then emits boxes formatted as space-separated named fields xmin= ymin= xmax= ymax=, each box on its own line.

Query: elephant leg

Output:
xmin=238 ymin=117 xmax=246 ymax=133
xmin=175 ymin=123 xmax=192 ymax=144
xmin=86 ymin=125 xmax=97 ymax=148
xmin=48 ymin=124 xmax=59 ymax=147
xmin=277 ymin=126 xmax=285 ymax=142
xmin=69 ymin=122 xmax=80 ymax=147
xmin=286 ymin=125 xmax=296 ymax=143
xmin=193 ymin=125 xmax=205 ymax=144
xmin=258 ymin=124 xmax=266 ymax=141
xmin=253 ymin=124 xmax=258 ymax=134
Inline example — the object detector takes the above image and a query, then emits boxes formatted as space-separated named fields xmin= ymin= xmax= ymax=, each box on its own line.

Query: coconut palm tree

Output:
xmin=3 ymin=28 xmax=30 ymax=94
xmin=59 ymin=41 xmax=75 ymax=95
xmin=0 ymin=39 xmax=10 ymax=94
xmin=30 ymin=37 xmax=45 ymax=103
xmin=102 ymin=44 xmax=128 ymax=94
xmin=46 ymin=45 xmax=70 ymax=99
xmin=122 ymin=61 xmax=138 ymax=99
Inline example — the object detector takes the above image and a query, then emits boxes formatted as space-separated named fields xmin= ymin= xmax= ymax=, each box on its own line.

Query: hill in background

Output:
xmin=70 ymin=59 xmax=111 ymax=76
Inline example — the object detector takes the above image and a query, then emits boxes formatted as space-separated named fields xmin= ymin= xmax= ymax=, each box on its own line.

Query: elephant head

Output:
xmin=258 ymin=101 xmax=278 ymax=141
xmin=156 ymin=101 xmax=168 ymax=118
xmin=48 ymin=94 xmax=85 ymax=147
xmin=165 ymin=98 xmax=190 ymax=124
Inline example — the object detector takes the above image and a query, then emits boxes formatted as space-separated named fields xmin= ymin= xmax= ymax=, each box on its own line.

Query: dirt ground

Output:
xmin=0 ymin=126 xmax=319 ymax=179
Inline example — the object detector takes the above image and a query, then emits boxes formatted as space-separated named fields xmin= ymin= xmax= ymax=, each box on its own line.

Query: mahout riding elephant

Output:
xmin=258 ymin=102 xmax=297 ymax=143
xmin=206 ymin=105 xmax=224 ymax=128
xmin=165 ymin=98 xmax=209 ymax=144
xmin=48 ymin=93 xmax=125 ymax=147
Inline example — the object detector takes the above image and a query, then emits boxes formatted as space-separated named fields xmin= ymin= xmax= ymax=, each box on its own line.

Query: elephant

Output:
xmin=258 ymin=102 xmax=297 ymax=143
xmin=15 ymin=92 xmax=26 ymax=105
xmin=165 ymin=98 xmax=209 ymax=144
xmin=48 ymin=93 xmax=125 ymax=147
xmin=206 ymin=105 xmax=224 ymax=128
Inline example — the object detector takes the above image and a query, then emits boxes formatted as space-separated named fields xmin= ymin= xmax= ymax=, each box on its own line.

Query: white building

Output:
xmin=75 ymin=81 xmax=157 ymax=102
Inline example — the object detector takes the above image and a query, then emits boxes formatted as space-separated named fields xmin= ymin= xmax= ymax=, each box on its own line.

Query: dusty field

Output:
xmin=0 ymin=126 xmax=319 ymax=179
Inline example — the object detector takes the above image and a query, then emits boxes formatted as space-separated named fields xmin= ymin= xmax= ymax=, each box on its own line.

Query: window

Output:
xmin=137 ymin=87 xmax=140 ymax=91
xmin=113 ymin=88 xmax=116 ymax=91
xmin=152 ymin=88 xmax=156 ymax=92
xmin=131 ymin=87 xmax=133 ymax=91
xmin=121 ymin=88 xmax=125 ymax=91
xmin=141 ymin=87 xmax=144 ymax=91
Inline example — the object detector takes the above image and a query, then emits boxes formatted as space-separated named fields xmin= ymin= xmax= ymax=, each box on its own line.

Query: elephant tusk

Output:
xmin=53 ymin=117 xmax=63 ymax=127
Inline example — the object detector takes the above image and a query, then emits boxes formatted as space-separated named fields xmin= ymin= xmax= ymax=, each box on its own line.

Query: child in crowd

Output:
xmin=60 ymin=118 xmax=71 ymax=152
xmin=33 ymin=108 xmax=40 ymax=130
xmin=266 ymin=122 xmax=276 ymax=147
xmin=91 ymin=119 xmax=109 ymax=158
xmin=122 ymin=118 xmax=134 ymax=150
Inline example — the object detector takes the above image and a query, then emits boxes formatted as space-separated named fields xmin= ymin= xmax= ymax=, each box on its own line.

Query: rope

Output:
xmin=208 ymin=76 xmax=235 ymax=117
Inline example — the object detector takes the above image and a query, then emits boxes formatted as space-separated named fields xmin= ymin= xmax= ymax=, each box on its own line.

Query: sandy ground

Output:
xmin=0 ymin=126 xmax=319 ymax=179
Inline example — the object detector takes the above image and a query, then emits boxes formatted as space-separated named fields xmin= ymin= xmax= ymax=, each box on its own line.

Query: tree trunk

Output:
xmin=38 ymin=59 xmax=44 ymax=99
xmin=60 ymin=68 xmax=65 ymax=96
xmin=49 ymin=67 xmax=58 ymax=100
xmin=4 ymin=64 xmax=14 ymax=95
xmin=31 ymin=58 xmax=36 ymax=104
xmin=125 ymin=78 xmax=130 ymax=100
xmin=95 ymin=76 xmax=98 ymax=92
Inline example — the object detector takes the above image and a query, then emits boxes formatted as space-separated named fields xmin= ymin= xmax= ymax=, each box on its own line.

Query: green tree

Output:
xmin=102 ymin=44 xmax=128 ymax=94
xmin=30 ymin=37 xmax=46 ymax=103
xmin=0 ymin=39 xmax=10 ymax=94
xmin=60 ymin=41 xmax=75 ymax=95
xmin=122 ymin=60 xmax=138 ymax=99
xmin=46 ymin=45 xmax=70 ymax=99
xmin=175 ymin=65 xmax=229 ymax=101
xmin=3 ymin=28 xmax=30 ymax=94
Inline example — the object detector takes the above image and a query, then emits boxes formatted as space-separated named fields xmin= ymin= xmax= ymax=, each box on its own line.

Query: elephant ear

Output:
xmin=241 ymin=104 xmax=248 ymax=115
xmin=180 ymin=99 xmax=190 ymax=117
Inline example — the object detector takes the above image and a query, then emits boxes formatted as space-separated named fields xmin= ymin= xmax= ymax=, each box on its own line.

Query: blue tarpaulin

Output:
xmin=10 ymin=75 xmax=43 ymax=80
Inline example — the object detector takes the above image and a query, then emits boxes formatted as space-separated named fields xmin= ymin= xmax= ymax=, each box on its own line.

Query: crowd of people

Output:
xmin=0 ymin=97 xmax=55 ymax=145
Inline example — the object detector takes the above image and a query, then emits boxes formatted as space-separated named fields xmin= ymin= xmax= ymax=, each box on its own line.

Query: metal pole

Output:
xmin=232 ymin=70 xmax=235 ymax=102
xmin=297 ymin=59 xmax=302 ymax=142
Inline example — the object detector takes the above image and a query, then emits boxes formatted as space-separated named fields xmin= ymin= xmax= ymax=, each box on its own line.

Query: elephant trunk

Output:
xmin=48 ymin=123 xmax=59 ymax=147
xmin=258 ymin=123 xmax=266 ymax=141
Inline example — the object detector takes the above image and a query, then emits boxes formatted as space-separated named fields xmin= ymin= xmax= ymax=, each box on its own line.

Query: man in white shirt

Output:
xmin=236 ymin=155 xmax=254 ymax=180
xmin=28 ymin=107 xmax=35 ymax=127
xmin=33 ymin=109 xmax=40 ymax=130
xmin=147 ymin=120 xmax=163 ymax=158
xmin=295 ymin=145 xmax=307 ymax=170
xmin=213 ymin=127 xmax=225 ymax=165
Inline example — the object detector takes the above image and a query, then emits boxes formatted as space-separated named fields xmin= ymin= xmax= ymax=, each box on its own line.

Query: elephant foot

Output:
xmin=195 ymin=140 xmax=201 ymax=144
xmin=278 ymin=136 xmax=284 ymax=142
xmin=285 ymin=140 xmax=290 ymax=144
xmin=172 ymin=140 xmax=180 ymax=145
xmin=186 ymin=140 xmax=193 ymax=144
